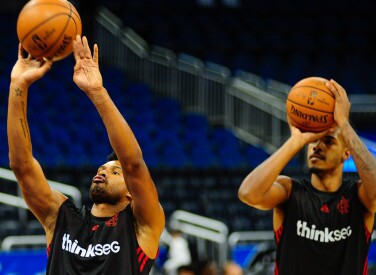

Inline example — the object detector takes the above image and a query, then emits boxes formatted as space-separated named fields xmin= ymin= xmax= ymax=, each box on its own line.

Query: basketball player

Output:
xmin=238 ymin=79 xmax=376 ymax=274
xmin=7 ymin=35 xmax=165 ymax=274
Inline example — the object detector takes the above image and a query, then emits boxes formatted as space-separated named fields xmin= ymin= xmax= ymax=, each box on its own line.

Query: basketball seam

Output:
xmin=292 ymin=85 xmax=334 ymax=98
xmin=67 ymin=1 xmax=81 ymax=34
xmin=42 ymin=9 xmax=72 ymax=58
xmin=286 ymin=99 xmax=333 ymax=114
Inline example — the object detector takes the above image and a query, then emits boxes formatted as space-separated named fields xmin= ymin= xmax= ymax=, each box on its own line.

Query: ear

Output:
xmin=126 ymin=192 xmax=133 ymax=201
xmin=342 ymin=148 xmax=351 ymax=162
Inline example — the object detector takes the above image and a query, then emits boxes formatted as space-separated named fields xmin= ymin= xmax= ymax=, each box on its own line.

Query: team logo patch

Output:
xmin=91 ymin=225 xmax=99 ymax=231
xmin=320 ymin=204 xmax=330 ymax=213
xmin=337 ymin=196 xmax=350 ymax=214
xmin=105 ymin=213 xmax=119 ymax=227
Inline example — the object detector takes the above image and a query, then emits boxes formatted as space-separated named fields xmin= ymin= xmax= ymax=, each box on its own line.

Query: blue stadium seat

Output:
xmin=126 ymin=83 xmax=153 ymax=106
xmin=154 ymin=98 xmax=181 ymax=129
xmin=244 ymin=145 xmax=270 ymax=168
xmin=160 ymin=146 xmax=188 ymax=168
xmin=188 ymin=144 xmax=217 ymax=168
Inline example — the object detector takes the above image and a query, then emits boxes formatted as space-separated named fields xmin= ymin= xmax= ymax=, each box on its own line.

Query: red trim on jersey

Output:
xmin=140 ymin=254 xmax=149 ymax=272
xmin=363 ymin=255 xmax=368 ymax=275
xmin=274 ymin=225 xmax=283 ymax=275
xmin=274 ymin=224 xmax=284 ymax=244
xmin=364 ymin=224 xmax=372 ymax=243
xmin=47 ymin=242 xmax=52 ymax=257
xmin=363 ymin=224 xmax=372 ymax=275
xmin=138 ymin=250 xmax=145 ymax=263
xmin=137 ymin=246 xmax=149 ymax=272
xmin=274 ymin=262 xmax=279 ymax=275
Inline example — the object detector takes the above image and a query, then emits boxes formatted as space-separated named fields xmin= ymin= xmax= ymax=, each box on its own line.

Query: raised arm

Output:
xmin=72 ymin=36 xmax=164 ymax=253
xmin=7 ymin=45 xmax=67 ymax=242
xmin=326 ymin=80 xmax=376 ymax=214
xmin=238 ymin=119 xmax=331 ymax=211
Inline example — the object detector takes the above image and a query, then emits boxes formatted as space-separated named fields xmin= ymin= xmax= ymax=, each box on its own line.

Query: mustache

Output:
xmin=309 ymin=152 xmax=325 ymax=160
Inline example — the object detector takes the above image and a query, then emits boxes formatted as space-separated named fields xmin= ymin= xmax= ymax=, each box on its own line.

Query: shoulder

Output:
xmin=277 ymin=176 xmax=312 ymax=201
xmin=276 ymin=175 xmax=294 ymax=185
xmin=342 ymin=178 xmax=361 ymax=196
xmin=276 ymin=175 xmax=295 ymax=195
xmin=56 ymin=197 xmax=91 ymax=220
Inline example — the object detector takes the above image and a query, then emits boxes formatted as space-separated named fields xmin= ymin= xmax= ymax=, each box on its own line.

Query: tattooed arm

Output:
xmin=326 ymin=80 xmax=376 ymax=218
xmin=7 ymin=44 xmax=67 ymax=244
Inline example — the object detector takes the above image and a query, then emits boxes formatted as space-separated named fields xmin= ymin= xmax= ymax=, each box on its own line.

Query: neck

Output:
xmin=311 ymin=169 xmax=343 ymax=192
xmin=91 ymin=201 xmax=130 ymax=217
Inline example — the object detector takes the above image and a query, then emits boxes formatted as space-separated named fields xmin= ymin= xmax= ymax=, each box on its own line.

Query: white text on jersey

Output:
xmin=296 ymin=220 xmax=352 ymax=242
xmin=62 ymin=233 xmax=121 ymax=257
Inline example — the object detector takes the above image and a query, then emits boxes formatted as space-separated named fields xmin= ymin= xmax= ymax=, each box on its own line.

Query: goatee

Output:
xmin=308 ymin=167 xmax=324 ymax=175
xmin=89 ymin=185 xmax=119 ymax=205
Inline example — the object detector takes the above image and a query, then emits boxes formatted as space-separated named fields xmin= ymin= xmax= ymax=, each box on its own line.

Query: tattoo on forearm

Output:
xmin=20 ymin=101 xmax=30 ymax=140
xmin=348 ymin=136 xmax=376 ymax=173
xmin=20 ymin=118 xmax=27 ymax=138
xmin=15 ymin=87 xmax=22 ymax=97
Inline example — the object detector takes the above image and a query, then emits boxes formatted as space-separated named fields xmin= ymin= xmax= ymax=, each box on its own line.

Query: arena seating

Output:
xmin=98 ymin=0 xmax=376 ymax=95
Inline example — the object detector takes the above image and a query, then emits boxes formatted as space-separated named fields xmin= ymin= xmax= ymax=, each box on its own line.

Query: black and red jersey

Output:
xmin=46 ymin=199 xmax=156 ymax=274
xmin=275 ymin=179 xmax=372 ymax=275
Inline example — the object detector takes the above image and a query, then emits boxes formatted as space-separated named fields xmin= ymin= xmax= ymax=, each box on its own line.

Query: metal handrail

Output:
xmin=228 ymin=231 xmax=274 ymax=249
xmin=169 ymin=210 xmax=229 ymax=270
xmin=1 ymin=235 xmax=46 ymax=251
xmin=0 ymin=167 xmax=82 ymax=207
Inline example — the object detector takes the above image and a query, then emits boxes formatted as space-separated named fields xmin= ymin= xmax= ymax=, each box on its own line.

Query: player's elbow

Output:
xmin=9 ymin=155 xmax=33 ymax=175
xmin=238 ymin=189 xmax=275 ymax=211
xmin=238 ymin=186 xmax=261 ymax=207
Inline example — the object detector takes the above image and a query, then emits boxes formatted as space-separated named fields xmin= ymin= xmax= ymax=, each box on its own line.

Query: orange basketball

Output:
xmin=286 ymin=77 xmax=335 ymax=132
xmin=17 ymin=0 xmax=82 ymax=61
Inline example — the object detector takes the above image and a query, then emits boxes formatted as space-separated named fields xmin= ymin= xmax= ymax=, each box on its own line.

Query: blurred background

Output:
xmin=1 ymin=0 xmax=376 ymax=274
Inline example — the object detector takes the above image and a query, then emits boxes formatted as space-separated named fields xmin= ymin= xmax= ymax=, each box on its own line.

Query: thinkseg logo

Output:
xmin=297 ymin=220 xmax=352 ymax=243
xmin=62 ymin=233 xmax=120 ymax=257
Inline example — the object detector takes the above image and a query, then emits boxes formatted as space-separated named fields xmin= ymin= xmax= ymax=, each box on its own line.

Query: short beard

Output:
xmin=89 ymin=185 xmax=120 ymax=205
xmin=308 ymin=167 xmax=325 ymax=176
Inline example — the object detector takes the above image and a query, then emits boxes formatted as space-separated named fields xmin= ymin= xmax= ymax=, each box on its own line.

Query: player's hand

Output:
xmin=288 ymin=116 xmax=333 ymax=146
xmin=325 ymin=79 xmax=351 ymax=128
xmin=10 ymin=43 xmax=53 ymax=87
xmin=73 ymin=35 xmax=103 ymax=94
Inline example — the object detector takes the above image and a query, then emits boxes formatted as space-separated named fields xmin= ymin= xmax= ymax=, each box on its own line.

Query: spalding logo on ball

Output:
xmin=17 ymin=0 xmax=82 ymax=61
xmin=286 ymin=77 xmax=335 ymax=132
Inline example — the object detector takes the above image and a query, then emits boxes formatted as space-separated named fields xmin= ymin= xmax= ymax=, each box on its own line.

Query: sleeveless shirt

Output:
xmin=46 ymin=199 xmax=156 ymax=274
xmin=275 ymin=179 xmax=372 ymax=275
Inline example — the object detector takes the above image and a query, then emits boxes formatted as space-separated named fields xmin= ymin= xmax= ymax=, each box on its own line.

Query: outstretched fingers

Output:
xmin=73 ymin=35 xmax=96 ymax=63
xmin=73 ymin=35 xmax=87 ymax=60
xmin=82 ymin=36 xmax=92 ymax=59
xmin=72 ymin=35 xmax=81 ymax=62
xmin=93 ymin=44 xmax=99 ymax=64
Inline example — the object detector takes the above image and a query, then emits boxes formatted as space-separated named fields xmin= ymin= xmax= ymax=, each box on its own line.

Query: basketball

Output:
xmin=16 ymin=0 xmax=82 ymax=61
xmin=286 ymin=77 xmax=335 ymax=132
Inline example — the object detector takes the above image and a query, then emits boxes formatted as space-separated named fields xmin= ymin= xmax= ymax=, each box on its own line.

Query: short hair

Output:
xmin=107 ymin=151 xmax=118 ymax=161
